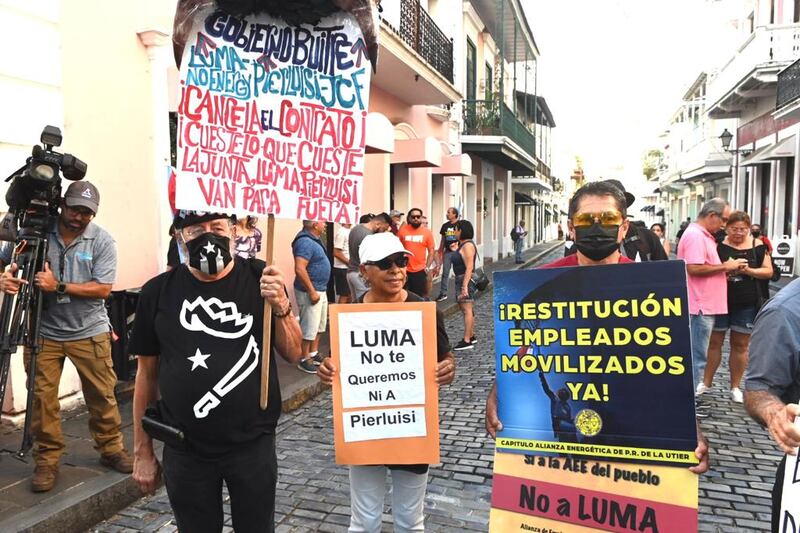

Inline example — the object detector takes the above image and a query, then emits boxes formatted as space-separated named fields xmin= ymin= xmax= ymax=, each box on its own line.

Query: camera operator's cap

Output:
xmin=64 ymin=181 xmax=100 ymax=213
xmin=359 ymin=233 xmax=413 ymax=265
xmin=389 ymin=209 xmax=404 ymax=218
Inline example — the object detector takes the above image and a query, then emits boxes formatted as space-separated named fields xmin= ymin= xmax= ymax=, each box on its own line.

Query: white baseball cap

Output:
xmin=359 ymin=233 xmax=413 ymax=265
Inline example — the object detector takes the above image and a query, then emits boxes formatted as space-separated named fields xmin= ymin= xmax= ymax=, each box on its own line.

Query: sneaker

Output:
xmin=31 ymin=464 xmax=58 ymax=493
xmin=100 ymin=449 xmax=134 ymax=473
xmin=297 ymin=358 xmax=318 ymax=374
xmin=435 ymin=293 xmax=448 ymax=302
xmin=695 ymin=383 xmax=711 ymax=396
xmin=470 ymin=336 xmax=477 ymax=345
xmin=453 ymin=340 xmax=474 ymax=351
xmin=311 ymin=352 xmax=326 ymax=364
xmin=730 ymin=387 xmax=744 ymax=403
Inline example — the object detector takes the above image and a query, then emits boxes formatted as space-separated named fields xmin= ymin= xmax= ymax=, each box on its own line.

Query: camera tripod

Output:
xmin=0 ymin=212 xmax=51 ymax=459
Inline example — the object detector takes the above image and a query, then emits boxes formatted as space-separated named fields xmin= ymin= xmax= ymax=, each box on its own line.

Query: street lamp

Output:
xmin=719 ymin=128 xmax=733 ymax=151
xmin=718 ymin=128 xmax=751 ymax=210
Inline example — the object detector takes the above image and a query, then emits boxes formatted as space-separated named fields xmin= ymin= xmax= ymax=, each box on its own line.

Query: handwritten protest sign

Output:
xmin=489 ymin=452 xmax=698 ymax=532
xmin=493 ymin=261 xmax=697 ymax=466
xmin=330 ymin=302 xmax=439 ymax=465
xmin=175 ymin=8 xmax=371 ymax=223
xmin=780 ymin=420 xmax=800 ymax=532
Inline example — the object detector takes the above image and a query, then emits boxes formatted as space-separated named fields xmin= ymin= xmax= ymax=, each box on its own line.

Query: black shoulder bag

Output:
xmin=466 ymin=241 xmax=490 ymax=291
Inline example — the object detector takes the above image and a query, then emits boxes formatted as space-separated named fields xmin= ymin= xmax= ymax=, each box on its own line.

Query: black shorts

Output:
xmin=333 ymin=268 xmax=350 ymax=297
xmin=405 ymin=269 xmax=428 ymax=297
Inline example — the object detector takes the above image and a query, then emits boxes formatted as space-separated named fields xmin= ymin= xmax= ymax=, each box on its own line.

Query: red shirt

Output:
xmin=540 ymin=254 xmax=634 ymax=269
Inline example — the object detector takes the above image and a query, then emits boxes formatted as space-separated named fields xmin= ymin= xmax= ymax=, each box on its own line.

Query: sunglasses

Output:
xmin=571 ymin=210 xmax=624 ymax=228
xmin=365 ymin=255 xmax=409 ymax=270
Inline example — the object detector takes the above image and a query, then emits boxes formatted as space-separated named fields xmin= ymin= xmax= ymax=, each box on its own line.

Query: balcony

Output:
xmin=706 ymin=24 xmax=800 ymax=118
xmin=375 ymin=0 xmax=460 ymax=104
xmin=461 ymin=99 xmax=538 ymax=174
xmin=777 ymin=58 xmax=800 ymax=118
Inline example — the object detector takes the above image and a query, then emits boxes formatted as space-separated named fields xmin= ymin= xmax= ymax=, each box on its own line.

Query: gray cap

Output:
xmin=64 ymin=181 xmax=100 ymax=213
xmin=389 ymin=209 xmax=404 ymax=218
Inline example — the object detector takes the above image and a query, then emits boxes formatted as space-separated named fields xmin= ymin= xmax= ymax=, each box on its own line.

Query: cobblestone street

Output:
xmin=94 ymin=250 xmax=785 ymax=532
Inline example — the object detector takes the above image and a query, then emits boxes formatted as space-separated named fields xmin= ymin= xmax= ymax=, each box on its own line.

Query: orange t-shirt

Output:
xmin=397 ymin=225 xmax=435 ymax=273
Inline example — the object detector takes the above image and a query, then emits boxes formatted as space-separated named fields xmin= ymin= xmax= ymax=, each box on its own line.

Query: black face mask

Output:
xmin=574 ymin=223 xmax=621 ymax=261
xmin=186 ymin=233 xmax=233 ymax=275
xmin=751 ymin=230 xmax=761 ymax=238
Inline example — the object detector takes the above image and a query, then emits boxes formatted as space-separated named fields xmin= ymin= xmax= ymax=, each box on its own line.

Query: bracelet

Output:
xmin=273 ymin=300 xmax=292 ymax=318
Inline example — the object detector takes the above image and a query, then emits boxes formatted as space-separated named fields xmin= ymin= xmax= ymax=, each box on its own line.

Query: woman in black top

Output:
xmin=705 ymin=211 xmax=773 ymax=403
xmin=451 ymin=220 xmax=477 ymax=351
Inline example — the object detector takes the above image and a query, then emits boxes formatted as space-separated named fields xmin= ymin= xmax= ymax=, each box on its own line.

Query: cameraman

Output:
xmin=0 ymin=181 xmax=131 ymax=493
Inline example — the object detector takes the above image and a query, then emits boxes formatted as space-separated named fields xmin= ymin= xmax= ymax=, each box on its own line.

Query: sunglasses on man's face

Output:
xmin=366 ymin=255 xmax=409 ymax=270
xmin=571 ymin=210 xmax=624 ymax=228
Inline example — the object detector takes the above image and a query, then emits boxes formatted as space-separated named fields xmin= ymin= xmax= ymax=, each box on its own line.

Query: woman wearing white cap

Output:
xmin=317 ymin=232 xmax=456 ymax=532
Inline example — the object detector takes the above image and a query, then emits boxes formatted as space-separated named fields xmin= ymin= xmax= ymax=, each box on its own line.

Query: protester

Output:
xmin=650 ymin=222 xmax=671 ymax=255
xmin=512 ymin=220 xmax=528 ymax=264
xmin=435 ymin=207 xmax=460 ymax=302
xmin=233 ymin=216 xmax=262 ymax=260
xmin=744 ymin=277 xmax=800 ymax=531
xmin=332 ymin=223 xmax=352 ymax=304
xmin=397 ymin=208 xmax=435 ymax=297
xmin=359 ymin=213 xmax=374 ymax=224
xmin=130 ymin=209 xmax=303 ymax=532
xmin=751 ymin=224 xmax=773 ymax=253
xmin=564 ymin=179 xmax=667 ymax=261
xmin=347 ymin=213 xmax=391 ymax=301
xmin=704 ymin=211 xmax=772 ymax=403
xmin=452 ymin=219 xmax=478 ymax=351
xmin=485 ymin=180 xmax=710 ymax=474
xmin=317 ymin=232 xmax=455 ymax=532
xmin=293 ymin=220 xmax=332 ymax=373
xmin=0 ymin=181 xmax=132 ymax=493
xmin=677 ymin=198 xmax=748 ymax=395
xmin=389 ymin=209 xmax=404 ymax=235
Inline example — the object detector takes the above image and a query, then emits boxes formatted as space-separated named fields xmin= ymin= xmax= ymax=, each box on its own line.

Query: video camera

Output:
xmin=2 ymin=126 xmax=87 ymax=240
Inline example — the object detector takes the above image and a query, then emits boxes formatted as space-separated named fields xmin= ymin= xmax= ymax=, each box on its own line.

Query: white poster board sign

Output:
xmin=773 ymin=236 xmax=796 ymax=278
xmin=781 ymin=422 xmax=800 ymax=532
xmin=175 ymin=8 xmax=371 ymax=224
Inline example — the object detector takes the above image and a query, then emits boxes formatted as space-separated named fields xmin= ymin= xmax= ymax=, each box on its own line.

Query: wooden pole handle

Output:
xmin=260 ymin=214 xmax=275 ymax=410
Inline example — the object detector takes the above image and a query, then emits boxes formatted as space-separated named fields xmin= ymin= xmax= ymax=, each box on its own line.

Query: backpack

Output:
xmin=510 ymin=227 xmax=519 ymax=242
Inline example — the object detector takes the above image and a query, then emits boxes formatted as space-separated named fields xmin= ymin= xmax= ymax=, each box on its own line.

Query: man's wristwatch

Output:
xmin=56 ymin=282 xmax=67 ymax=295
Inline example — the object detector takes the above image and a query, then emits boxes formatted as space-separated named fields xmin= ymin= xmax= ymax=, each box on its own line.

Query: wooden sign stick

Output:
xmin=260 ymin=213 xmax=276 ymax=410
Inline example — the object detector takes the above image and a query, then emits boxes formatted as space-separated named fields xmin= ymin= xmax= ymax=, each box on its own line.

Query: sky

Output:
xmin=522 ymin=0 xmax=745 ymax=201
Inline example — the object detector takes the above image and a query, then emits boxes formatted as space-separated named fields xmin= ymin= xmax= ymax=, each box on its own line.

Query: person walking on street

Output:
xmin=0 ymin=181 xmax=132 ymax=493
xmin=317 ymin=232 xmax=455 ymax=532
xmin=512 ymin=220 xmax=528 ymax=264
xmin=435 ymin=207 xmax=460 ymax=302
xmin=452 ymin=220 xmax=478 ymax=351
xmin=389 ymin=209 xmax=404 ymax=235
xmin=650 ymin=222 xmax=671 ymax=255
xmin=333 ymin=223 xmax=352 ymax=304
xmin=129 ymin=209 xmax=303 ymax=532
xmin=705 ymin=211 xmax=772 ymax=403
xmin=751 ymin=224 xmax=773 ymax=253
xmin=677 ymin=198 xmax=748 ymax=396
xmin=293 ymin=220 xmax=332 ymax=373
xmin=347 ymin=213 xmax=391 ymax=301
xmin=397 ymin=208 xmax=435 ymax=297
xmin=744 ymin=277 xmax=800 ymax=531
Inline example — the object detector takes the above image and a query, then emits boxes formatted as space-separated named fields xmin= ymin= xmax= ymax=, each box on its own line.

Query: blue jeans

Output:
xmin=514 ymin=238 xmax=524 ymax=262
xmin=439 ymin=250 xmax=456 ymax=296
xmin=690 ymin=313 xmax=716 ymax=387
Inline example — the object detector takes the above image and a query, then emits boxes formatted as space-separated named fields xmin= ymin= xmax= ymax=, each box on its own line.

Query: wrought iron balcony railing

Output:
xmin=397 ymin=0 xmax=454 ymax=83
xmin=462 ymin=99 xmax=536 ymax=157
xmin=777 ymin=58 xmax=800 ymax=110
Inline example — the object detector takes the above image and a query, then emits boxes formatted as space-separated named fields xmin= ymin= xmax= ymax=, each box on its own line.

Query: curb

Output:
xmin=440 ymin=241 xmax=563 ymax=319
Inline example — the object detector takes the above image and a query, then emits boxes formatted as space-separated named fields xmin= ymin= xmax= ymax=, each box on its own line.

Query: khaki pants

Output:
xmin=23 ymin=333 xmax=124 ymax=466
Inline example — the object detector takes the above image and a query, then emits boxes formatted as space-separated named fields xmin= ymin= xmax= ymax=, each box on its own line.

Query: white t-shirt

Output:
xmin=333 ymin=225 xmax=351 ymax=268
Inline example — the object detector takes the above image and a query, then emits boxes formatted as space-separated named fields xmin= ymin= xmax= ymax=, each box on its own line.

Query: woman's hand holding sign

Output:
xmin=435 ymin=354 xmax=455 ymax=386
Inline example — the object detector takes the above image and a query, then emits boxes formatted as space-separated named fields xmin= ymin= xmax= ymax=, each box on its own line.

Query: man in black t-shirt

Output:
xmin=434 ymin=207 xmax=460 ymax=302
xmin=129 ymin=210 xmax=303 ymax=533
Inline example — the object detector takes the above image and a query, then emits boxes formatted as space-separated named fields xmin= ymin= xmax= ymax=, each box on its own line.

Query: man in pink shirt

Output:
xmin=677 ymin=198 xmax=748 ymax=395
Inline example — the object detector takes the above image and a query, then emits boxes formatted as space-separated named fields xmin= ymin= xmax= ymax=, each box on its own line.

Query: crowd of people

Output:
xmin=2 ymin=176 xmax=799 ymax=532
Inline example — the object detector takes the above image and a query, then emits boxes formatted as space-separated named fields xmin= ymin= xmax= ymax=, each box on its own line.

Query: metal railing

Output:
xmin=396 ymin=0 xmax=454 ymax=82
xmin=778 ymin=58 xmax=800 ymax=110
xmin=462 ymin=99 xmax=536 ymax=157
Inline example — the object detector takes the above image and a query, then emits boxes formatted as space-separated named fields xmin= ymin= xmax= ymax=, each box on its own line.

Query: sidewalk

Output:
xmin=0 ymin=240 xmax=562 ymax=532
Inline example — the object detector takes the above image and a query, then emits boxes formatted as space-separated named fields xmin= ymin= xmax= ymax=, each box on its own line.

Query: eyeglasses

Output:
xmin=727 ymin=227 xmax=749 ymax=234
xmin=182 ymin=222 xmax=231 ymax=241
xmin=571 ymin=210 xmax=624 ymax=228
xmin=408 ymin=214 xmax=422 ymax=220
xmin=365 ymin=255 xmax=409 ymax=270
